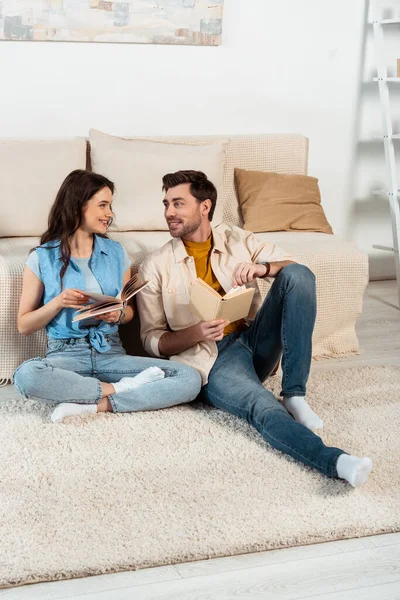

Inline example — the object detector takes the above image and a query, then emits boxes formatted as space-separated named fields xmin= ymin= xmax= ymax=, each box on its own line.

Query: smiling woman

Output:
xmin=12 ymin=170 xmax=202 ymax=423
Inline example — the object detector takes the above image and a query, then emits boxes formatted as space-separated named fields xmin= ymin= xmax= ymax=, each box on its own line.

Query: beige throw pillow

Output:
xmin=235 ymin=168 xmax=333 ymax=234
xmin=89 ymin=129 xmax=227 ymax=231
xmin=0 ymin=138 xmax=87 ymax=237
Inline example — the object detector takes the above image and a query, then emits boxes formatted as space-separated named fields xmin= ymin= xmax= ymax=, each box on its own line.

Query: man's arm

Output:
xmin=158 ymin=319 xmax=228 ymax=357
xmin=137 ymin=262 xmax=228 ymax=358
xmin=232 ymin=259 xmax=296 ymax=287
xmin=230 ymin=230 xmax=298 ymax=287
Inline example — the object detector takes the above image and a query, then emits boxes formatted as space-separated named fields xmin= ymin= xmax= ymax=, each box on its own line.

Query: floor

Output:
xmin=1 ymin=280 xmax=399 ymax=600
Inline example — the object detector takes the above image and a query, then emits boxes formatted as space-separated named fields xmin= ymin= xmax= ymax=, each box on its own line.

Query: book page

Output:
xmin=224 ymin=285 xmax=247 ymax=297
xmin=216 ymin=288 xmax=255 ymax=322
xmin=189 ymin=278 xmax=221 ymax=321
xmin=74 ymin=290 xmax=116 ymax=303
xmin=72 ymin=300 xmax=123 ymax=322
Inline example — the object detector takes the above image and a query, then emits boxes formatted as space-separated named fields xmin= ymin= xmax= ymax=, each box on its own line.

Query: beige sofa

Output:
xmin=0 ymin=133 xmax=369 ymax=383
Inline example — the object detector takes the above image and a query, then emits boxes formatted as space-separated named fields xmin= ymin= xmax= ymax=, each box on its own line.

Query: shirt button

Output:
xmin=190 ymin=281 xmax=195 ymax=285
xmin=168 ymin=289 xmax=173 ymax=294
xmin=211 ymin=353 xmax=216 ymax=358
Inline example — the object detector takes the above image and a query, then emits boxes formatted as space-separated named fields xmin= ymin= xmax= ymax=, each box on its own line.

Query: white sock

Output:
xmin=112 ymin=366 xmax=165 ymax=395
xmin=51 ymin=403 xmax=97 ymax=423
xmin=283 ymin=395 xmax=324 ymax=430
xmin=336 ymin=454 xmax=373 ymax=488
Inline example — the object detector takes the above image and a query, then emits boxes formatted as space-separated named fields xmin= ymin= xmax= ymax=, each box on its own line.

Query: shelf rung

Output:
xmin=373 ymin=77 xmax=400 ymax=82
xmin=359 ymin=134 xmax=400 ymax=141
xmin=372 ymin=189 xmax=400 ymax=196
xmin=373 ymin=245 xmax=394 ymax=252
xmin=374 ymin=19 xmax=400 ymax=25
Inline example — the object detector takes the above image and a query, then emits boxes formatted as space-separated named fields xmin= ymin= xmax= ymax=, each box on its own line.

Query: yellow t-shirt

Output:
xmin=183 ymin=236 xmax=245 ymax=336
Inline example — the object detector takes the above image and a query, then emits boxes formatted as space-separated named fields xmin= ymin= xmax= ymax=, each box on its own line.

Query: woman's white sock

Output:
xmin=336 ymin=454 xmax=373 ymax=487
xmin=283 ymin=395 xmax=324 ymax=430
xmin=51 ymin=403 xmax=97 ymax=423
xmin=50 ymin=368 xmax=165 ymax=422
xmin=112 ymin=366 xmax=165 ymax=395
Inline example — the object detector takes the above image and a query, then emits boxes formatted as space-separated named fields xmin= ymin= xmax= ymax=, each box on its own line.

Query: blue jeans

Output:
xmin=203 ymin=264 xmax=344 ymax=478
xmin=13 ymin=333 xmax=202 ymax=413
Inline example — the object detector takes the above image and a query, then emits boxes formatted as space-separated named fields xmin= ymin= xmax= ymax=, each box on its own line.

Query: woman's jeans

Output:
xmin=13 ymin=334 xmax=202 ymax=413
xmin=203 ymin=264 xmax=344 ymax=479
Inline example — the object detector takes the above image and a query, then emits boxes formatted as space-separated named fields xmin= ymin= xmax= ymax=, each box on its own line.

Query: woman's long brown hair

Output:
xmin=38 ymin=169 xmax=114 ymax=282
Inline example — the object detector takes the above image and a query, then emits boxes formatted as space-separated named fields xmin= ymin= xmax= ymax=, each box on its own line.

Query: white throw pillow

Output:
xmin=89 ymin=129 xmax=227 ymax=231
xmin=0 ymin=138 xmax=87 ymax=237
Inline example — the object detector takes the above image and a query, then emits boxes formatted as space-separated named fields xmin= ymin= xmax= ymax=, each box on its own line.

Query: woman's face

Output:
xmin=80 ymin=187 xmax=113 ymax=234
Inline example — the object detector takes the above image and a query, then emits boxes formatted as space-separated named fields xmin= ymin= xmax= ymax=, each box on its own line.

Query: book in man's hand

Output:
xmin=72 ymin=273 xmax=149 ymax=323
xmin=189 ymin=278 xmax=255 ymax=323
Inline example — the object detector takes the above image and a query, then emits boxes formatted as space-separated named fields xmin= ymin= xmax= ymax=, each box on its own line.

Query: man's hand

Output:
xmin=232 ymin=262 xmax=268 ymax=287
xmin=194 ymin=319 xmax=229 ymax=342
xmin=232 ymin=261 xmax=295 ymax=287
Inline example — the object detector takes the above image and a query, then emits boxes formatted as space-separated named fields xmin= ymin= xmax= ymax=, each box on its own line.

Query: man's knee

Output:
xmin=280 ymin=263 xmax=316 ymax=290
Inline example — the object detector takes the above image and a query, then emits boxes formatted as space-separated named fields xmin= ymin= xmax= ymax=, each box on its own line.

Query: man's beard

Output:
xmin=168 ymin=213 xmax=202 ymax=238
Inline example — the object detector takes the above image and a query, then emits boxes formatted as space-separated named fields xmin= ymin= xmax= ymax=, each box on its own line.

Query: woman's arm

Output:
xmin=95 ymin=268 xmax=135 ymax=325
xmin=17 ymin=266 xmax=88 ymax=336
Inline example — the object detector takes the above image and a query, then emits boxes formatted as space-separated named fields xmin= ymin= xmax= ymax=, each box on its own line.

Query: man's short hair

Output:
xmin=162 ymin=170 xmax=217 ymax=221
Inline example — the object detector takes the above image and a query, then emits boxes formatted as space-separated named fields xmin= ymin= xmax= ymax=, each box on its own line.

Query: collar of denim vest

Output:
xmin=48 ymin=234 xmax=110 ymax=262
xmin=171 ymin=227 xmax=225 ymax=263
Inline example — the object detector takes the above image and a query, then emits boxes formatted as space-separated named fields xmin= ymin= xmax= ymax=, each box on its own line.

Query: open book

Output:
xmin=189 ymin=278 xmax=255 ymax=322
xmin=72 ymin=273 xmax=149 ymax=323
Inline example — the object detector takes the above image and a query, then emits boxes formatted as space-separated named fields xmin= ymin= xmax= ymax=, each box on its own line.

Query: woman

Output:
xmin=13 ymin=170 xmax=202 ymax=422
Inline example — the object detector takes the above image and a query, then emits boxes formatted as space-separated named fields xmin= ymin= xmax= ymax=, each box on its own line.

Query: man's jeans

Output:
xmin=13 ymin=334 xmax=202 ymax=413
xmin=203 ymin=264 xmax=344 ymax=478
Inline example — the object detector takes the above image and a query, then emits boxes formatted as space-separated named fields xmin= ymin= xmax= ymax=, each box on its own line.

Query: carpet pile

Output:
xmin=1 ymin=366 xmax=399 ymax=588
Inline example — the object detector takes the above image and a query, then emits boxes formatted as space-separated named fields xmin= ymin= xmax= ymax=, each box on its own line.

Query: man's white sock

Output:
xmin=336 ymin=454 xmax=373 ymax=487
xmin=51 ymin=403 xmax=97 ymax=423
xmin=283 ymin=395 xmax=324 ymax=430
xmin=112 ymin=366 xmax=165 ymax=395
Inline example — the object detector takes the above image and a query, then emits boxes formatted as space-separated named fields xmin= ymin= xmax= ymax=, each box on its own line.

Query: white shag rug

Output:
xmin=0 ymin=366 xmax=399 ymax=589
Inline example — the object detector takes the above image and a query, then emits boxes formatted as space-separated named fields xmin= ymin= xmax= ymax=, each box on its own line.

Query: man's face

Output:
xmin=163 ymin=183 xmax=207 ymax=238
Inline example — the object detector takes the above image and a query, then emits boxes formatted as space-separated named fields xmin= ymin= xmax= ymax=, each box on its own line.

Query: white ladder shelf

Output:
xmin=371 ymin=3 xmax=400 ymax=307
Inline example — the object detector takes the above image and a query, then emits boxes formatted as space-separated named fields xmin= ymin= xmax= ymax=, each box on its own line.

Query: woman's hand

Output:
xmin=56 ymin=289 xmax=90 ymax=309
xmin=95 ymin=310 xmax=122 ymax=323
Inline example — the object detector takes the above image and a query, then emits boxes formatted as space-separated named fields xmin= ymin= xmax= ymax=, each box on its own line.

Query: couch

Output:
xmin=0 ymin=133 xmax=369 ymax=384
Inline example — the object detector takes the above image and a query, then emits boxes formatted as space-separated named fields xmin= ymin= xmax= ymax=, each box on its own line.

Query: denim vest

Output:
xmin=36 ymin=235 xmax=125 ymax=353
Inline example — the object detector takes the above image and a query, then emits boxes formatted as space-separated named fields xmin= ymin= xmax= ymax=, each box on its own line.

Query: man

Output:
xmin=137 ymin=170 xmax=373 ymax=487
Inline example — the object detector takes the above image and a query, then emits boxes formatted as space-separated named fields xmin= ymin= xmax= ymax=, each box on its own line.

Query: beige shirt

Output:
xmin=137 ymin=223 xmax=296 ymax=385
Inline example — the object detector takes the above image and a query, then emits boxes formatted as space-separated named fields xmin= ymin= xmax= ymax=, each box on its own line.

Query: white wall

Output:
xmin=0 ymin=0 xmax=396 ymax=278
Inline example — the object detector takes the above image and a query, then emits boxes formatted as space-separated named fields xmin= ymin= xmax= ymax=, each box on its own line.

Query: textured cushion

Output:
xmin=117 ymin=134 xmax=309 ymax=228
xmin=89 ymin=129 xmax=227 ymax=231
xmin=235 ymin=169 xmax=333 ymax=234
xmin=0 ymin=138 xmax=87 ymax=237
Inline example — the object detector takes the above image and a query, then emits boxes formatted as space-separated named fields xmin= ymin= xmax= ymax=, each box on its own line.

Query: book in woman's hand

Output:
xmin=72 ymin=273 xmax=149 ymax=322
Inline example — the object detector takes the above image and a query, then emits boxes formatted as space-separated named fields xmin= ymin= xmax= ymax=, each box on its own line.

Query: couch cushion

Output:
xmin=89 ymin=129 xmax=227 ymax=231
xmin=104 ymin=134 xmax=309 ymax=229
xmin=0 ymin=138 xmax=87 ymax=237
xmin=235 ymin=169 xmax=333 ymax=234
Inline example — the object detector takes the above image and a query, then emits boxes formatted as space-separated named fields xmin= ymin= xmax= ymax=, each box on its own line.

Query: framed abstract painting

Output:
xmin=0 ymin=0 xmax=224 ymax=45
